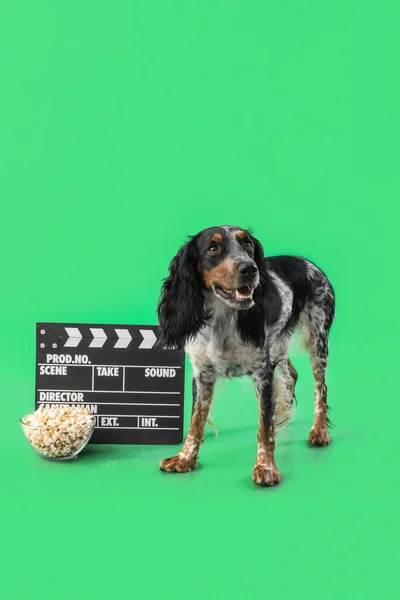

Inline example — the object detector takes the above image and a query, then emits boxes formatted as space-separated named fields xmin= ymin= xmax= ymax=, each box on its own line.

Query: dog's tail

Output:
xmin=274 ymin=375 xmax=296 ymax=431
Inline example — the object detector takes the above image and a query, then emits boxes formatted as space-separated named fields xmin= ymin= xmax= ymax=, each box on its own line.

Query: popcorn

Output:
xmin=22 ymin=405 xmax=94 ymax=459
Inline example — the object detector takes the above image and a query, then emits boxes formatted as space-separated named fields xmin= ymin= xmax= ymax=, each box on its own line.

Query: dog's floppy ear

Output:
xmin=252 ymin=235 xmax=268 ymax=287
xmin=237 ymin=233 xmax=268 ymax=347
xmin=157 ymin=238 xmax=207 ymax=350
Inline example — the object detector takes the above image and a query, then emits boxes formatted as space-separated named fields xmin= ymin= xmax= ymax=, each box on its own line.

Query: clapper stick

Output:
xmin=35 ymin=323 xmax=185 ymax=444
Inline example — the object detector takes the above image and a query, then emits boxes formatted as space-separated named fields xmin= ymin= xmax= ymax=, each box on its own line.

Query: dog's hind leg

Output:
xmin=303 ymin=277 xmax=335 ymax=446
xmin=306 ymin=330 xmax=331 ymax=446
xmin=274 ymin=359 xmax=297 ymax=428
xmin=287 ymin=358 xmax=298 ymax=389
xmin=272 ymin=337 xmax=298 ymax=428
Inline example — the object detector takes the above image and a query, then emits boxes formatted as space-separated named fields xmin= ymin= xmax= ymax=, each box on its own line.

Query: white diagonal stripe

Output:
xmin=89 ymin=328 xmax=107 ymax=348
xmin=114 ymin=328 xmax=132 ymax=349
xmin=139 ymin=329 xmax=157 ymax=349
xmin=64 ymin=327 xmax=82 ymax=347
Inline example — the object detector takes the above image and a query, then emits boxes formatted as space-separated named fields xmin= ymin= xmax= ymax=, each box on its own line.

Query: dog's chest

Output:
xmin=186 ymin=315 xmax=264 ymax=378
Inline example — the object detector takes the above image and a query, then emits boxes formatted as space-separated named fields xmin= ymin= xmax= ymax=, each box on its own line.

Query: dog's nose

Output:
xmin=238 ymin=262 xmax=258 ymax=277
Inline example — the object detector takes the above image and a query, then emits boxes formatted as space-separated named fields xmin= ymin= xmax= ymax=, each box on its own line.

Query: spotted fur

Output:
xmin=158 ymin=226 xmax=335 ymax=486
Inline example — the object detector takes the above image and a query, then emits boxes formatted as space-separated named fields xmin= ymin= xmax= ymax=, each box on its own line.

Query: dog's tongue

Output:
xmin=237 ymin=286 xmax=252 ymax=297
xmin=229 ymin=286 xmax=252 ymax=301
xmin=216 ymin=284 xmax=252 ymax=301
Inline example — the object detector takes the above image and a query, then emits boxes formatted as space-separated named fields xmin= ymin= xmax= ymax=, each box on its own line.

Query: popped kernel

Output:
xmin=22 ymin=405 xmax=94 ymax=459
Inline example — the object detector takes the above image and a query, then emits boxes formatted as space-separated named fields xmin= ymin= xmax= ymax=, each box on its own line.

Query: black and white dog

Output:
xmin=157 ymin=226 xmax=335 ymax=486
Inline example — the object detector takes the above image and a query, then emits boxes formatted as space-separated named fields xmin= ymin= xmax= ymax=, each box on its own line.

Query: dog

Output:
xmin=157 ymin=225 xmax=335 ymax=486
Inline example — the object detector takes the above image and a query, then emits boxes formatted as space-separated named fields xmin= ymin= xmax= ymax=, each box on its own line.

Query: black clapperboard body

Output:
xmin=35 ymin=323 xmax=185 ymax=444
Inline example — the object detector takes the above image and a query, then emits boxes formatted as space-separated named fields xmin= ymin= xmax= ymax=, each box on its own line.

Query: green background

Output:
xmin=1 ymin=1 xmax=398 ymax=598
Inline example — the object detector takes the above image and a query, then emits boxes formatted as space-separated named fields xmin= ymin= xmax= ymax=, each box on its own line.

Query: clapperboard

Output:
xmin=35 ymin=323 xmax=185 ymax=444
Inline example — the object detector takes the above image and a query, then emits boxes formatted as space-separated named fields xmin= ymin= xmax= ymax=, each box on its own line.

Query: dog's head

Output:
xmin=157 ymin=226 xmax=268 ymax=349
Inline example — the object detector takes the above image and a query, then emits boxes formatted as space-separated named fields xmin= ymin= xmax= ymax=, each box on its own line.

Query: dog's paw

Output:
xmin=160 ymin=454 xmax=198 ymax=473
xmin=252 ymin=463 xmax=282 ymax=487
xmin=308 ymin=427 xmax=331 ymax=447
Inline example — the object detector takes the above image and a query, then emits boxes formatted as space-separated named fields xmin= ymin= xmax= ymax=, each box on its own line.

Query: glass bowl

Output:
xmin=20 ymin=413 xmax=96 ymax=461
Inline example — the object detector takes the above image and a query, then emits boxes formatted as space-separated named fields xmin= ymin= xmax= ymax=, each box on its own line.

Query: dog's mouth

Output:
xmin=214 ymin=284 xmax=254 ymax=303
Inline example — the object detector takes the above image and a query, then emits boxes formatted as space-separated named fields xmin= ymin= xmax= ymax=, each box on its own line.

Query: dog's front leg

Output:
xmin=252 ymin=367 xmax=282 ymax=487
xmin=160 ymin=373 xmax=215 ymax=473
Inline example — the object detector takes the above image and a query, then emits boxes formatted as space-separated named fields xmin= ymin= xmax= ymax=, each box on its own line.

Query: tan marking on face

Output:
xmin=236 ymin=230 xmax=247 ymax=240
xmin=202 ymin=257 xmax=239 ymax=290
xmin=211 ymin=233 xmax=222 ymax=243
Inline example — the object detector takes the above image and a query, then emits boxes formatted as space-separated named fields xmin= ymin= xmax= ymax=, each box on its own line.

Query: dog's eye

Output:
xmin=208 ymin=245 xmax=219 ymax=255
xmin=244 ymin=242 xmax=252 ymax=250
